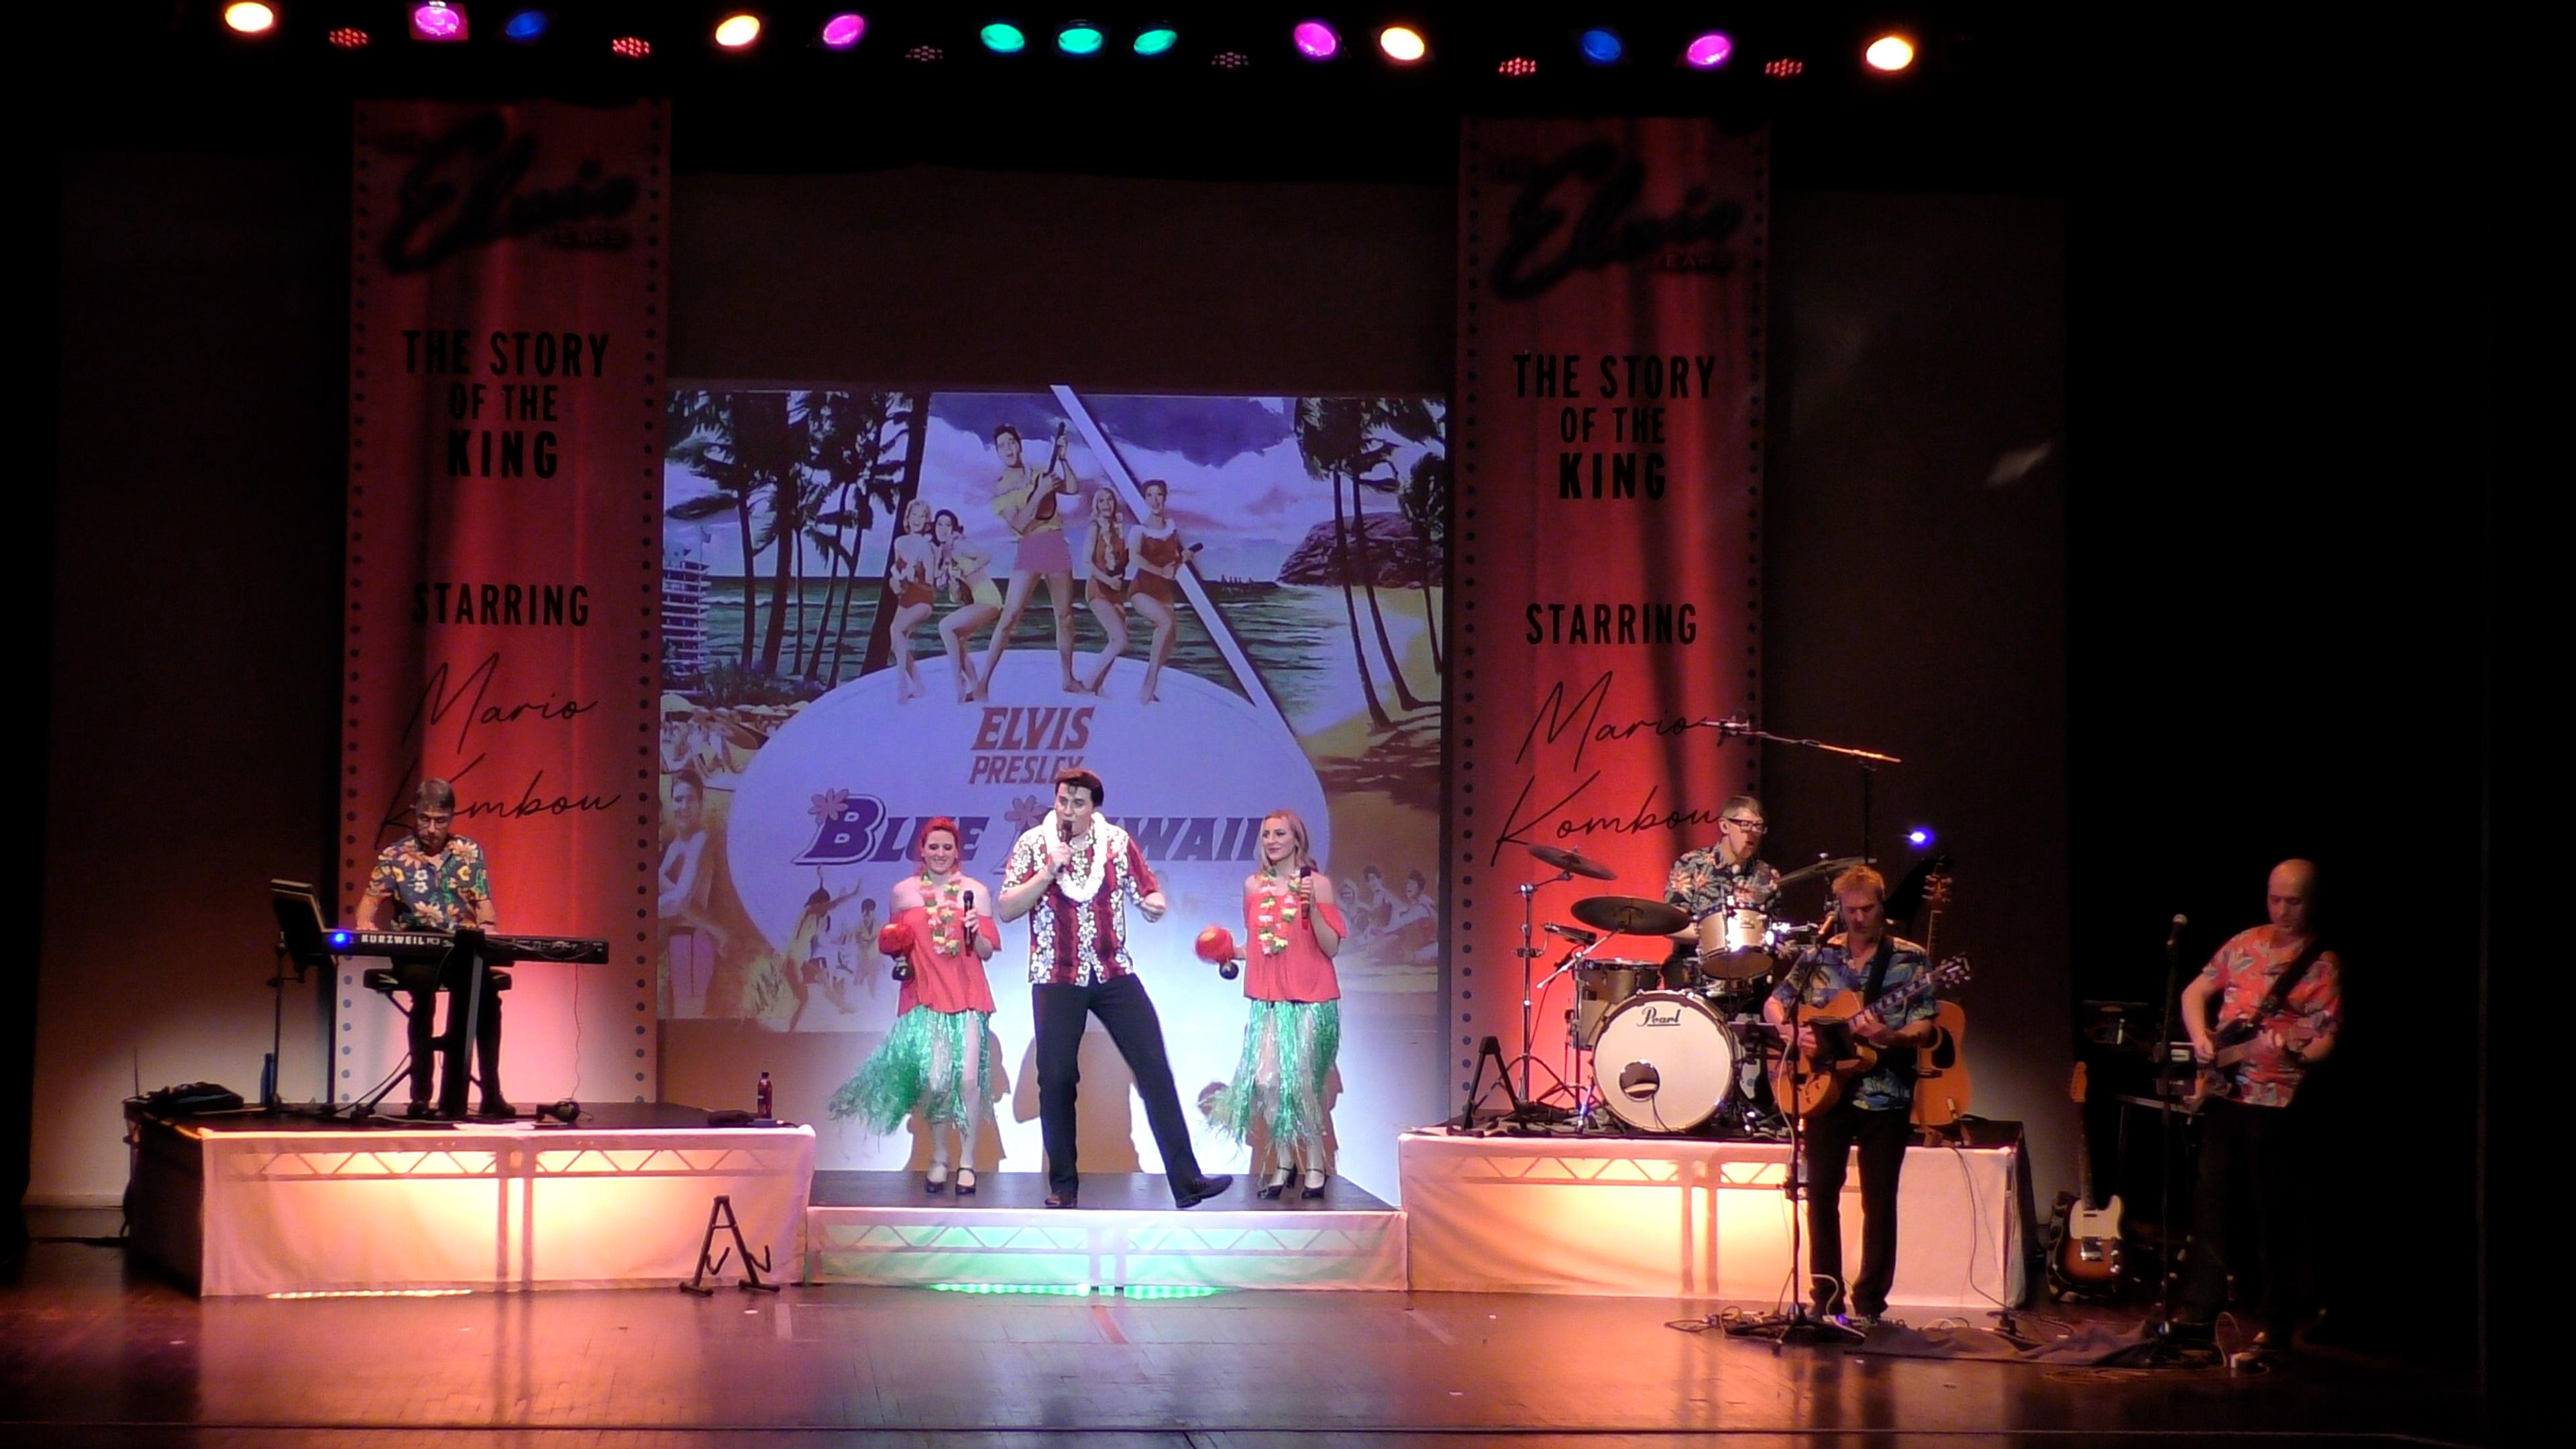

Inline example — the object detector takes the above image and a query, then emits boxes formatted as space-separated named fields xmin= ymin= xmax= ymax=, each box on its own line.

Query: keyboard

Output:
xmin=337 ymin=928 xmax=608 ymax=965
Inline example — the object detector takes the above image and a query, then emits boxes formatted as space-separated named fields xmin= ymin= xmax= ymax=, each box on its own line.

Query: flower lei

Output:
xmin=920 ymin=871 xmax=966 ymax=956
xmin=1254 ymin=875 xmax=1303 ymax=957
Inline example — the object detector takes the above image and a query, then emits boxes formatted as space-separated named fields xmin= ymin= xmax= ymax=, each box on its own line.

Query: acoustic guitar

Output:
xmin=1769 ymin=953 xmax=1972 ymax=1119
xmin=1906 ymin=867 xmax=1973 ymax=1130
xmin=2052 ymin=1061 xmax=2125 ymax=1291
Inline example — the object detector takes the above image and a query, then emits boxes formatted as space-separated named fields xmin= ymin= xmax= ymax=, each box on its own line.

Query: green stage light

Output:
xmin=1134 ymin=27 xmax=1177 ymax=56
xmin=1058 ymin=23 xmax=1104 ymax=56
xmin=980 ymin=22 xmax=1026 ymax=54
xmin=929 ymin=1281 xmax=1091 ymax=1295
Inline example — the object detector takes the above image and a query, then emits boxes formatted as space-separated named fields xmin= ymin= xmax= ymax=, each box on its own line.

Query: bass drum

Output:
xmin=1591 ymin=990 xmax=1740 ymax=1133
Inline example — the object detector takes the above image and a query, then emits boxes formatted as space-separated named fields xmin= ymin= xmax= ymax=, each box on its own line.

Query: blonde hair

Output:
xmin=1258 ymin=810 xmax=1317 ymax=877
xmin=1831 ymin=864 xmax=1888 ymax=900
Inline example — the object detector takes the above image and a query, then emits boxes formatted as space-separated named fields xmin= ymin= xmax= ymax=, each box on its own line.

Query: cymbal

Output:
xmin=1570 ymin=894 xmax=1688 ymax=936
xmin=1527 ymin=844 xmax=1618 ymax=881
xmin=1776 ymin=854 xmax=1869 ymax=888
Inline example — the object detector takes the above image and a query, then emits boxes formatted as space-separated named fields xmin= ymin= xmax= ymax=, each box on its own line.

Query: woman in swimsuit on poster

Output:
xmin=885 ymin=499 xmax=940 ymax=701
xmin=973 ymin=422 xmax=1082 ymax=700
xmin=1129 ymin=478 xmax=1195 ymax=704
xmin=932 ymin=510 xmax=1005 ymax=706
xmin=1079 ymin=486 xmax=1132 ymax=694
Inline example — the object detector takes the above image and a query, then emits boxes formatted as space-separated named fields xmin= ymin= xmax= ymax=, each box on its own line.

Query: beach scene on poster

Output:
xmin=657 ymin=388 xmax=1445 ymax=1193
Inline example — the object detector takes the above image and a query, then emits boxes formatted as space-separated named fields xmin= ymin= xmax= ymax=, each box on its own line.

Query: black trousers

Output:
xmin=2182 ymin=1097 xmax=2307 ymax=1331
xmin=1032 ymin=974 xmax=1207 ymax=1195
xmin=1801 ymin=1100 xmax=1913 ymax=1318
xmin=395 ymin=957 xmax=503 ymax=1112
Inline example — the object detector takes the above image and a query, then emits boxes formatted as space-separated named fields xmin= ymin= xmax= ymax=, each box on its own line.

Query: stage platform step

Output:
xmin=804 ymin=1171 xmax=1406 ymax=1292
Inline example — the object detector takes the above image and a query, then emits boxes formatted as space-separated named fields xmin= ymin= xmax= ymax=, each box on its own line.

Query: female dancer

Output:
xmin=975 ymin=422 xmax=1081 ymax=699
xmin=1128 ymin=479 xmax=1188 ymax=704
xmin=1079 ymin=487 xmax=1132 ymax=694
xmin=931 ymin=510 xmax=1004 ymax=705
xmin=826 ymin=819 xmax=1002 ymax=1193
xmin=1213 ymin=810 xmax=1345 ymax=1199
xmin=885 ymin=499 xmax=940 ymax=701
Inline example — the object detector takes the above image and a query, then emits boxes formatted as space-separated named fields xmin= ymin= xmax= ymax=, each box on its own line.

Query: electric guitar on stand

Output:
xmin=2048 ymin=1061 xmax=2126 ymax=1296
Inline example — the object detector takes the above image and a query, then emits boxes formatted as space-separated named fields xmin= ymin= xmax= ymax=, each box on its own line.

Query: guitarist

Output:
xmin=1763 ymin=865 xmax=1941 ymax=1329
xmin=2174 ymin=859 xmax=2343 ymax=1359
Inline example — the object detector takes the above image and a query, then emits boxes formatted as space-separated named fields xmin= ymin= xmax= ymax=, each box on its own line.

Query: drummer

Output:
xmin=1662 ymin=796 xmax=1784 ymax=989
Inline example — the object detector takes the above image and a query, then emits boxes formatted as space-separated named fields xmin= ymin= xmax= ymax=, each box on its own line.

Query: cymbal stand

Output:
xmin=1503 ymin=866 xmax=1578 ymax=1119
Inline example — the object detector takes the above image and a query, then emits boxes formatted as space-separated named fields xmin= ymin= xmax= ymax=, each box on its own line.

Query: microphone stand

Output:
xmin=1693 ymin=718 xmax=1901 ymax=869
xmin=1725 ymin=951 xmax=1862 ymax=1350
xmin=2152 ymin=919 xmax=2188 ymax=1340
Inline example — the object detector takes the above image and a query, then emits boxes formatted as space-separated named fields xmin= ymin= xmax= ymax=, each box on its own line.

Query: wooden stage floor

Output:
xmin=0 ymin=1237 xmax=2495 ymax=1448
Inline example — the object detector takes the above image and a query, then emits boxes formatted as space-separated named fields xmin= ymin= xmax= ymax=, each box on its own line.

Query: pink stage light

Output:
xmin=1497 ymin=56 xmax=1537 ymax=78
xmin=328 ymin=27 xmax=370 ymax=50
xmin=1291 ymin=21 xmax=1339 ymax=60
xmin=610 ymin=34 xmax=650 ymax=59
xmin=410 ymin=3 xmax=467 ymax=43
xmin=820 ymin=13 xmax=865 ymax=50
xmin=1683 ymin=32 xmax=1732 ymax=70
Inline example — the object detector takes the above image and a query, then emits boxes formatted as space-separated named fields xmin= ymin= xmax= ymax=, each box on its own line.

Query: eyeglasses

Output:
xmin=416 ymin=813 xmax=454 ymax=827
xmin=1722 ymin=818 xmax=1768 ymax=833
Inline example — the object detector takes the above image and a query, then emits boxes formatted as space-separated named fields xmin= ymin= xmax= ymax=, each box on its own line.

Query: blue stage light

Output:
xmin=1907 ymin=828 xmax=1934 ymax=849
xmin=502 ymin=9 xmax=548 ymax=42
xmin=1578 ymin=28 xmax=1622 ymax=64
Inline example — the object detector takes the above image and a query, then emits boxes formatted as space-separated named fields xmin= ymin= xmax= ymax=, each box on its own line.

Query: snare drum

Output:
xmin=1572 ymin=960 xmax=1661 ymax=1049
xmin=1697 ymin=908 xmax=1778 ymax=983
xmin=1592 ymin=991 xmax=1741 ymax=1132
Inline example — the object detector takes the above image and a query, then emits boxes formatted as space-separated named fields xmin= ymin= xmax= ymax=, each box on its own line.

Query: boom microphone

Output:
xmin=2166 ymin=913 xmax=2188 ymax=949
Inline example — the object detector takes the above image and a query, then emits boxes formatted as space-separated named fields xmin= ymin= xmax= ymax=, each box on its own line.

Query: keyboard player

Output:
xmin=358 ymin=779 xmax=509 ymax=1118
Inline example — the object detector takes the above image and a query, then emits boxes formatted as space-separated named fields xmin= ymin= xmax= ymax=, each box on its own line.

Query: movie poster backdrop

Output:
xmin=656 ymin=387 xmax=1445 ymax=1199
xmin=1450 ymin=117 xmax=1766 ymax=1114
xmin=339 ymin=100 xmax=666 ymax=1109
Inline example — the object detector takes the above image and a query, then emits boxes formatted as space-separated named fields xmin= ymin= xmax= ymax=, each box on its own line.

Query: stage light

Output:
xmin=1133 ymin=26 xmax=1177 ymax=56
xmin=819 ymin=13 xmax=865 ymax=49
xmin=981 ymin=22 xmax=1026 ymax=54
xmin=1212 ymin=49 xmax=1248 ymax=69
xmin=1908 ymin=828 xmax=1935 ymax=849
xmin=409 ymin=3 xmax=466 ymax=42
xmin=1497 ymin=55 xmax=1537 ymax=78
xmin=1683 ymin=32 xmax=1731 ymax=69
xmin=1578 ymin=28 xmax=1622 ymax=64
xmin=929 ymin=1282 xmax=1093 ymax=1295
xmin=714 ymin=13 xmax=762 ymax=50
xmin=906 ymin=43 xmax=943 ymax=62
xmin=1764 ymin=57 xmax=1804 ymax=78
xmin=1292 ymin=21 xmax=1339 ymax=60
xmin=1058 ymin=23 xmax=1103 ymax=55
xmin=610 ymin=34 xmax=649 ymax=58
xmin=502 ymin=10 xmax=547 ymax=43
xmin=1378 ymin=25 xmax=1426 ymax=63
xmin=223 ymin=3 xmax=276 ymax=34
xmin=327 ymin=26 xmax=370 ymax=49
xmin=1865 ymin=34 xmax=1916 ymax=71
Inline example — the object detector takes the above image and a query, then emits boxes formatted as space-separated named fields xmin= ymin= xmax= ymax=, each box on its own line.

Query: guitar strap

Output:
xmin=2255 ymin=934 xmax=2328 ymax=1018
xmin=1860 ymin=941 xmax=1919 ymax=1079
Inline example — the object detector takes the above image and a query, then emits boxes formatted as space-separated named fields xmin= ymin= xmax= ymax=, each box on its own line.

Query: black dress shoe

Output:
xmin=402 ymin=1100 xmax=435 ymax=1120
xmin=954 ymin=1169 xmax=977 ymax=1196
xmin=1173 ymin=1174 xmax=1234 ymax=1210
xmin=1256 ymin=1169 xmax=1291 ymax=1200
xmin=924 ymin=1171 xmax=947 ymax=1195
xmin=475 ymin=1098 xmax=516 ymax=1120
xmin=1044 ymin=1187 xmax=1079 ymax=1209
xmin=1301 ymin=1171 xmax=1327 ymax=1199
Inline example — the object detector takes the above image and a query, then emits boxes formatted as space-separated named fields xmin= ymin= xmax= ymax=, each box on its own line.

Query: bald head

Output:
xmin=2266 ymin=859 xmax=2318 ymax=936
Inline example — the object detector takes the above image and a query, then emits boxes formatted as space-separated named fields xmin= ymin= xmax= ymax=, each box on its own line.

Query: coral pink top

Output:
xmin=1239 ymin=877 xmax=1346 ymax=1004
xmin=892 ymin=902 xmax=1001 ymax=1016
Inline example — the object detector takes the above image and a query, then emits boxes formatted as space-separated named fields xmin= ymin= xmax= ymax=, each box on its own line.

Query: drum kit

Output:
xmin=1507 ymin=843 xmax=1868 ymax=1137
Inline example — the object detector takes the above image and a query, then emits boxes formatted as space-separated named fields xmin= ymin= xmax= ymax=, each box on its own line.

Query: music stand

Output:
xmin=265 ymin=881 xmax=339 ymax=1113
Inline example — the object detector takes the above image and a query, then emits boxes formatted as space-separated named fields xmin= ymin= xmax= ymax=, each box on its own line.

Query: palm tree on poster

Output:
xmin=805 ymin=392 xmax=915 ymax=684
xmin=1295 ymin=397 xmax=1401 ymax=727
xmin=667 ymin=390 xmax=790 ymax=671
xmin=1397 ymin=447 xmax=1448 ymax=675
xmin=1298 ymin=398 xmax=1431 ymax=714
xmin=1354 ymin=396 xmax=1444 ymax=699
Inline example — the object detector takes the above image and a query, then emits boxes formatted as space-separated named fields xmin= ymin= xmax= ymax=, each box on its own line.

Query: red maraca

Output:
xmin=1195 ymin=925 xmax=1242 ymax=981
xmin=879 ymin=920 xmax=917 ymax=981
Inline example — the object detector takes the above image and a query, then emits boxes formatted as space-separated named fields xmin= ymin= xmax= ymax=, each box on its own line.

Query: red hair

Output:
xmin=916 ymin=816 xmax=963 ymax=861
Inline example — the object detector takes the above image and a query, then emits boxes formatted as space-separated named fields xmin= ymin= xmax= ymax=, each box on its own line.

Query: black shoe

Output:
xmin=1045 ymin=1187 xmax=1079 ymax=1209
xmin=1301 ymin=1170 xmax=1327 ymax=1199
xmin=475 ymin=1098 xmax=515 ymax=1119
xmin=1173 ymin=1174 xmax=1234 ymax=1210
xmin=402 ymin=1100 xmax=435 ymax=1120
xmin=954 ymin=1169 xmax=977 ymax=1197
xmin=924 ymin=1169 xmax=947 ymax=1195
xmin=1256 ymin=1169 xmax=1291 ymax=1200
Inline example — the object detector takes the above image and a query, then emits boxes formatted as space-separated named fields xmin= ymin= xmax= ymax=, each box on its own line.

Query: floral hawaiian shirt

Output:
xmin=1665 ymin=848 xmax=1782 ymax=925
xmin=2196 ymin=926 xmax=2343 ymax=1108
xmin=363 ymin=835 xmax=493 ymax=931
xmin=1768 ymin=936 xmax=1937 ymax=1111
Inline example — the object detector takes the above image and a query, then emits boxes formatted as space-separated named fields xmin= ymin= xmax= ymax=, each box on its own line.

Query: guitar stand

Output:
xmin=681 ymin=1194 xmax=780 ymax=1296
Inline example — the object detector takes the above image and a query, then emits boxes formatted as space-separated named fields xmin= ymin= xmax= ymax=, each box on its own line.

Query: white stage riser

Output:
xmin=807 ymin=1208 xmax=1407 ymax=1291
xmin=1398 ymin=1130 xmax=2025 ymax=1307
xmin=186 ymin=1125 xmax=815 ymax=1295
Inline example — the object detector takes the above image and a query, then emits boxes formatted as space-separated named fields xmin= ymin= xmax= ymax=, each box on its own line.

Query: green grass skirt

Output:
xmin=1210 ymin=998 xmax=1340 ymax=1161
xmin=826 ymin=1006 xmax=991 ymax=1133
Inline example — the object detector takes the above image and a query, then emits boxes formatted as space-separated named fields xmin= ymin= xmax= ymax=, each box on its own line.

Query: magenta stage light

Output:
xmin=1292 ymin=21 xmax=1339 ymax=60
xmin=610 ymin=34 xmax=649 ymax=59
xmin=1497 ymin=56 xmax=1537 ymax=78
xmin=1683 ymin=32 xmax=1732 ymax=69
xmin=820 ymin=13 xmax=865 ymax=49
xmin=410 ymin=3 xmax=467 ymax=42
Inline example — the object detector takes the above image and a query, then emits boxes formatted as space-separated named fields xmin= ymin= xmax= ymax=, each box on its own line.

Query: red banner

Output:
xmin=1452 ymin=117 xmax=1766 ymax=1104
xmin=341 ymin=100 xmax=666 ymax=1106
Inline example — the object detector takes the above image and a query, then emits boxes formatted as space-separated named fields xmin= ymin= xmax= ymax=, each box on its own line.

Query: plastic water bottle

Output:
xmin=755 ymin=1071 xmax=772 ymax=1120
